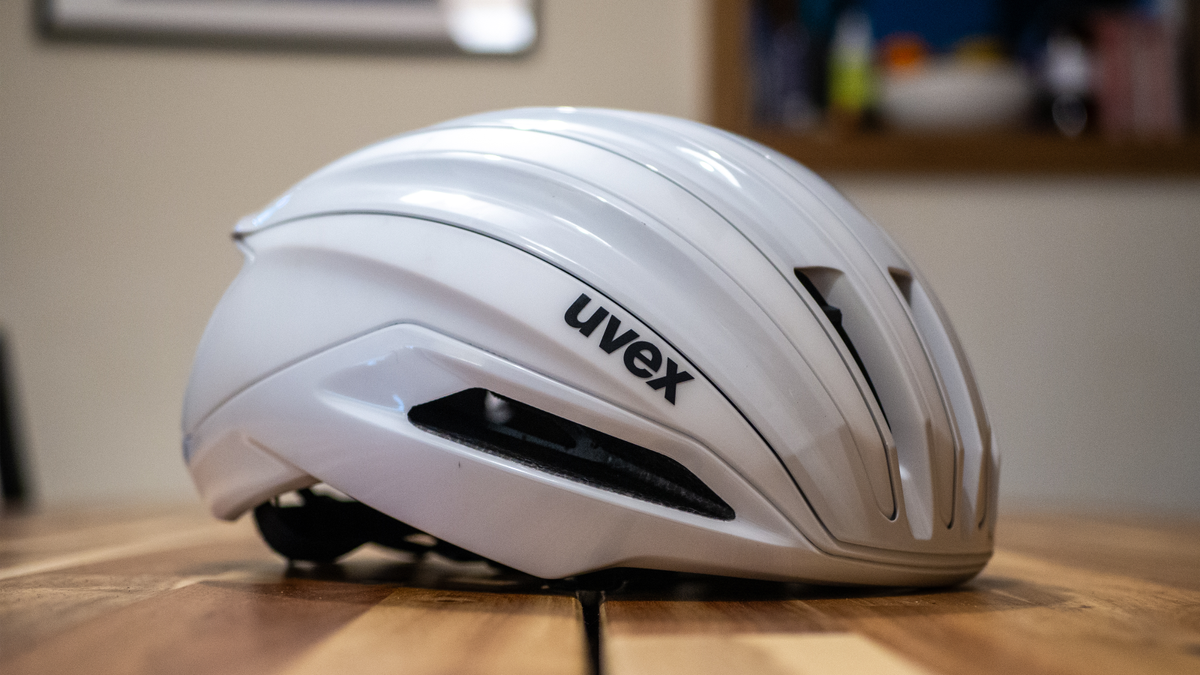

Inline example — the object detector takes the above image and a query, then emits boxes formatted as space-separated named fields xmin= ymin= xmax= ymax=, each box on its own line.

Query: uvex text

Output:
xmin=564 ymin=293 xmax=694 ymax=405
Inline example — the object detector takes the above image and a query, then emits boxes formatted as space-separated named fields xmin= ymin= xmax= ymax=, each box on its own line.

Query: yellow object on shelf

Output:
xmin=828 ymin=9 xmax=876 ymax=119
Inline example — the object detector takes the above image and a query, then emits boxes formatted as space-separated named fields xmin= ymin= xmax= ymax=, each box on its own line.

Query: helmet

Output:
xmin=182 ymin=107 xmax=998 ymax=586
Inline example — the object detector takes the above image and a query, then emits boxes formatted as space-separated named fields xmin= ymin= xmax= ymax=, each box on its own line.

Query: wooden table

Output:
xmin=2 ymin=505 xmax=1197 ymax=674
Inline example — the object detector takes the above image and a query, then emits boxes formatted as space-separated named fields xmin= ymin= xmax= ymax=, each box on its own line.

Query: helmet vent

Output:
xmin=795 ymin=268 xmax=889 ymax=428
xmin=408 ymin=388 xmax=735 ymax=521
xmin=889 ymin=268 xmax=914 ymax=305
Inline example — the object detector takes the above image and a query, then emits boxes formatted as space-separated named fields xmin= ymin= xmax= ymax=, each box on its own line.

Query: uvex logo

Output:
xmin=564 ymin=293 xmax=694 ymax=405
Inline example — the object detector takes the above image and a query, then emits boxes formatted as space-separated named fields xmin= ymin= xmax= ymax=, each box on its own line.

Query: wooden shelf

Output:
xmin=742 ymin=130 xmax=1200 ymax=174
xmin=711 ymin=0 xmax=1200 ymax=174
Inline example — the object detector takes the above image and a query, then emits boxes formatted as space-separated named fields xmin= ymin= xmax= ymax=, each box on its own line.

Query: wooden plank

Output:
xmin=280 ymin=587 xmax=586 ymax=675
xmin=603 ymin=518 xmax=1200 ymax=675
xmin=603 ymin=593 xmax=929 ymax=675
xmin=1000 ymin=512 xmax=1200 ymax=591
xmin=0 ymin=513 xmax=299 ymax=661
xmin=0 ymin=504 xmax=229 ymax=570
xmin=0 ymin=566 xmax=396 ymax=675
xmin=0 ymin=520 xmax=252 ymax=581
xmin=1 ymin=507 xmax=587 ymax=675
xmin=806 ymin=551 xmax=1200 ymax=675
xmin=606 ymin=631 xmax=931 ymax=675
xmin=7 ymin=506 xmax=1198 ymax=675
xmin=0 ymin=537 xmax=278 ymax=657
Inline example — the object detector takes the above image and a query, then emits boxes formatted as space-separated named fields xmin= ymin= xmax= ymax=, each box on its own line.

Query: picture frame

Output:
xmin=39 ymin=0 xmax=539 ymax=55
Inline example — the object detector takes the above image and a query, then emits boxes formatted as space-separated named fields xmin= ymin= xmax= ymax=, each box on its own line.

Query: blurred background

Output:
xmin=1 ymin=0 xmax=1197 ymax=517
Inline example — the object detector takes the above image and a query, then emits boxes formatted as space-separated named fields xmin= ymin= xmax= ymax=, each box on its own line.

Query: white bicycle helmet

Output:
xmin=182 ymin=107 xmax=998 ymax=586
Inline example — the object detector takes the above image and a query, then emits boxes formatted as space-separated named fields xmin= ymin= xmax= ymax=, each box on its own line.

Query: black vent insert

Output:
xmin=794 ymin=268 xmax=889 ymax=427
xmin=408 ymin=388 xmax=734 ymax=521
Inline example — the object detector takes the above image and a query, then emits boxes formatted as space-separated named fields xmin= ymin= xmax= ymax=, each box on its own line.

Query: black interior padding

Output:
xmin=408 ymin=389 xmax=735 ymax=521
xmin=794 ymin=269 xmax=890 ymax=428
xmin=254 ymin=488 xmax=482 ymax=563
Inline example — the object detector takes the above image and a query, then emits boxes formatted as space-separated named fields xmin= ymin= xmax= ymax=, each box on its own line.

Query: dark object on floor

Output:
xmin=0 ymin=329 xmax=30 ymax=510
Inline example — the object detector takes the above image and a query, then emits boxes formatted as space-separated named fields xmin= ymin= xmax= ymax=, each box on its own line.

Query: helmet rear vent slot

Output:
xmin=889 ymin=268 xmax=914 ymax=306
xmin=408 ymin=389 xmax=735 ymax=520
xmin=795 ymin=267 xmax=889 ymax=428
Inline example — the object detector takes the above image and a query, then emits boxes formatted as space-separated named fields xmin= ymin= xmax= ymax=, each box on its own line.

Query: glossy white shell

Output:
xmin=182 ymin=108 xmax=998 ymax=585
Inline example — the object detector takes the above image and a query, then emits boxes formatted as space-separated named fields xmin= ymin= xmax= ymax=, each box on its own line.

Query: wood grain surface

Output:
xmin=0 ymin=507 xmax=584 ymax=674
xmin=1 ymin=506 xmax=1198 ymax=674
xmin=602 ymin=512 xmax=1200 ymax=675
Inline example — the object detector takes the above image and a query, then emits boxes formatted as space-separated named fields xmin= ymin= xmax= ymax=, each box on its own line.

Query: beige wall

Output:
xmin=835 ymin=176 xmax=1200 ymax=515
xmin=0 ymin=0 xmax=709 ymax=506
xmin=2 ymin=0 xmax=1198 ymax=515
